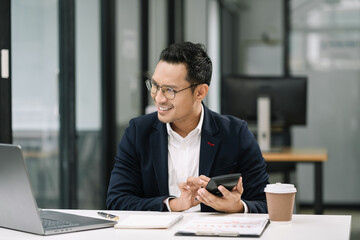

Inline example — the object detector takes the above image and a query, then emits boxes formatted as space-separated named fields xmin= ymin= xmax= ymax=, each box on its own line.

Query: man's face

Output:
xmin=151 ymin=60 xmax=199 ymax=125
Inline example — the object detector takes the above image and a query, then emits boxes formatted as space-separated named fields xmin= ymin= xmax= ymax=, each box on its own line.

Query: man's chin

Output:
xmin=157 ymin=112 xmax=171 ymax=123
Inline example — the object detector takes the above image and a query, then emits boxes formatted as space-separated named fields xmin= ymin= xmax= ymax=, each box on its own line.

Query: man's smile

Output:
xmin=158 ymin=105 xmax=173 ymax=112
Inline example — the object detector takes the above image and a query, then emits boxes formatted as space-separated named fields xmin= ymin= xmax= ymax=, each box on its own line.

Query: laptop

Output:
xmin=0 ymin=144 xmax=116 ymax=235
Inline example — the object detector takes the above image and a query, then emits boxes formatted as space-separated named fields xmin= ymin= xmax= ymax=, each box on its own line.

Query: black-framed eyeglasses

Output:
xmin=145 ymin=79 xmax=201 ymax=100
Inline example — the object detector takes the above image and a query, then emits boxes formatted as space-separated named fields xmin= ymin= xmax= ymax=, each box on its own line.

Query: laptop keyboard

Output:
xmin=41 ymin=218 xmax=79 ymax=229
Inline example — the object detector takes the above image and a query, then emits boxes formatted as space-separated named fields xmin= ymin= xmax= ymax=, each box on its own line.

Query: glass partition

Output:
xmin=290 ymin=0 xmax=360 ymax=205
xmin=11 ymin=0 xmax=60 ymax=208
xmin=75 ymin=0 xmax=102 ymax=209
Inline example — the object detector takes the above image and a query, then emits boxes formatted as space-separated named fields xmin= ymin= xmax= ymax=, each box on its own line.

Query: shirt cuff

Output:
xmin=241 ymin=200 xmax=249 ymax=213
xmin=164 ymin=197 xmax=176 ymax=212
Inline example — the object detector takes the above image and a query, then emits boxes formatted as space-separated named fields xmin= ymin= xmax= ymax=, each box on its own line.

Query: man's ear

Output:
xmin=195 ymin=84 xmax=209 ymax=101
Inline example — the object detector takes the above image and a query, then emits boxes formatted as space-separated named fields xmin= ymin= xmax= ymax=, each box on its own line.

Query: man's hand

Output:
xmin=169 ymin=177 xmax=202 ymax=212
xmin=196 ymin=177 xmax=245 ymax=213
xmin=186 ymin=175 xmax=210 ymax=188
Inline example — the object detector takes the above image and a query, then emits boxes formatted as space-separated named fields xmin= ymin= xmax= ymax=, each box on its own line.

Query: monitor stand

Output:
xmin=257 ymin=96 xmax=271 ymax=152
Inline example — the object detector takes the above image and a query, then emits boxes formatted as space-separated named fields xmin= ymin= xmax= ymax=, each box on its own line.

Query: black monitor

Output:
xmin=221 ymin=75 xmax=307 ymax=129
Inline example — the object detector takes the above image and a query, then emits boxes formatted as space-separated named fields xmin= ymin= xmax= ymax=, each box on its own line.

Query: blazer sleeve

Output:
xmin=106 ymin=119 xmax=169 ymax=211
xmin=237 ymin=121 xmax=269 ymax=213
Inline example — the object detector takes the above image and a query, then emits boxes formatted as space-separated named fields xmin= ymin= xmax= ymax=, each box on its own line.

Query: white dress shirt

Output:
xmin=166 ymin=105 xmax=204 ymax=212
xmin=165 ymin=105 xmax=248 ymax=213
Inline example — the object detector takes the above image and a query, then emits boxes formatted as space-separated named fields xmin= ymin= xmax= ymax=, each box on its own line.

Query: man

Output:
xmin=107 ymin=42 xmax=269 ymax=213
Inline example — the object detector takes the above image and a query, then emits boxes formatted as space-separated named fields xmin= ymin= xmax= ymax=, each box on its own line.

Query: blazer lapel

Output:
xmin=199 ymin=105 xmax=221 ymax=177
xmin=150 ymin=120 xmax=169 ymax=196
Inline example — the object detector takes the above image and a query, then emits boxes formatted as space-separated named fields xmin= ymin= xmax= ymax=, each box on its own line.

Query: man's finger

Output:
xmin=218 ymin=185 xmax=232 ymax=198
xmin=234 ymin=177 xmax=243 ymax=194
xmin=187 ymin=176 xmax=206 ymax=187
xmin=178 ymin=182 xmax=190 ymax=190
xmin=198 ymin=188 xmax=214 ymax=203
xmin=199 ymin=175 xmax=211 ymax=182
xmin=196 ymin=194 xmax=205 ymax=203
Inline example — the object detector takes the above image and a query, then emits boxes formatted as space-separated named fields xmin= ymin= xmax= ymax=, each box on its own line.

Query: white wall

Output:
xmin=293 ymin=70 xmax=360 ymax=203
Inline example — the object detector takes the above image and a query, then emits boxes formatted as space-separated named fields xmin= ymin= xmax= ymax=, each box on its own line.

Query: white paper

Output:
xmin=114 ymin=214 xmax=183 ymax=229
xmin=176 ymin=216 xmax=269 ymax=237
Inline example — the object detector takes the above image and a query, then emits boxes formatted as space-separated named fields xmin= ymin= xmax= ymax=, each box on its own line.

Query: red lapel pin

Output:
xmin=207 ymin=142 xmax=215 ymax=146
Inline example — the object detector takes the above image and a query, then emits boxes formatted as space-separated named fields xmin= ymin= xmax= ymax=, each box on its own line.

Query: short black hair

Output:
xmin=159 ymin=42 xmax=212 ymax=86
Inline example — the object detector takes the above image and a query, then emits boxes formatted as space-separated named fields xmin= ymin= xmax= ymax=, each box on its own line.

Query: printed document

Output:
xmin=175 ymin=216 xmax=269 ymax=237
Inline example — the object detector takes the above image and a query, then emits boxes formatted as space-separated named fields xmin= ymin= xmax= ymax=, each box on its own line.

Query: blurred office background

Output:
xmin=0 ymin=0 xmax=359 ymax=236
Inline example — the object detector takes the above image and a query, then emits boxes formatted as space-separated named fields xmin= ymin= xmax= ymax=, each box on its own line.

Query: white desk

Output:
xmin=0 ymin=210 xmax=351 ymax=240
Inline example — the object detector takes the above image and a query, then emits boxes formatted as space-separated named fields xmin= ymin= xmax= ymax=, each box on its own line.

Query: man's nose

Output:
xmin=154 ymin=88 xmax=168 ymax=102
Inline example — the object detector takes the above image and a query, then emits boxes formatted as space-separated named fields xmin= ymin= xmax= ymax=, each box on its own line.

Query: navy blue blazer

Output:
xmin=107 ymin=105 xmax=269 ymax=213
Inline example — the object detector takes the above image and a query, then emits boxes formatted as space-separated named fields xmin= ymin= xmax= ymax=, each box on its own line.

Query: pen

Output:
xmin=97 ymin=211 xmax=119 ymax=221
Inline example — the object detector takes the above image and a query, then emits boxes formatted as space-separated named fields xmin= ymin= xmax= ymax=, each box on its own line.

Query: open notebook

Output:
xmin=0 ymin=144 xmax=116 ymax=235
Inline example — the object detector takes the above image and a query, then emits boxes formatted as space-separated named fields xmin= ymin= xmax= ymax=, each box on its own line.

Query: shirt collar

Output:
xmin=166 ymin=104 xmax=204 ymax=139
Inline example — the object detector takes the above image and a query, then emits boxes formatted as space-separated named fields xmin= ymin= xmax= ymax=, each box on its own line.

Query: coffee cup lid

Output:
xmin=264 ymin=182 xmax=297 ymax=193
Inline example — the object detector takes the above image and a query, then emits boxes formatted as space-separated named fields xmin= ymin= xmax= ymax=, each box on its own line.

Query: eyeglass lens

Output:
xmin=146 ymin=80 xmax=176 ymax=100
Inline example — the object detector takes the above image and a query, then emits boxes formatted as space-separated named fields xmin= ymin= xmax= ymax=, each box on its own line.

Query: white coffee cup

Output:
xmin=264 ymin=183 xmax=297 ymax=221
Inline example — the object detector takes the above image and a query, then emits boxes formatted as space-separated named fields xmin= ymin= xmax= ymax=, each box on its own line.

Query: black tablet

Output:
xmin=205 ymin=173 xmax=242 ymax=197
